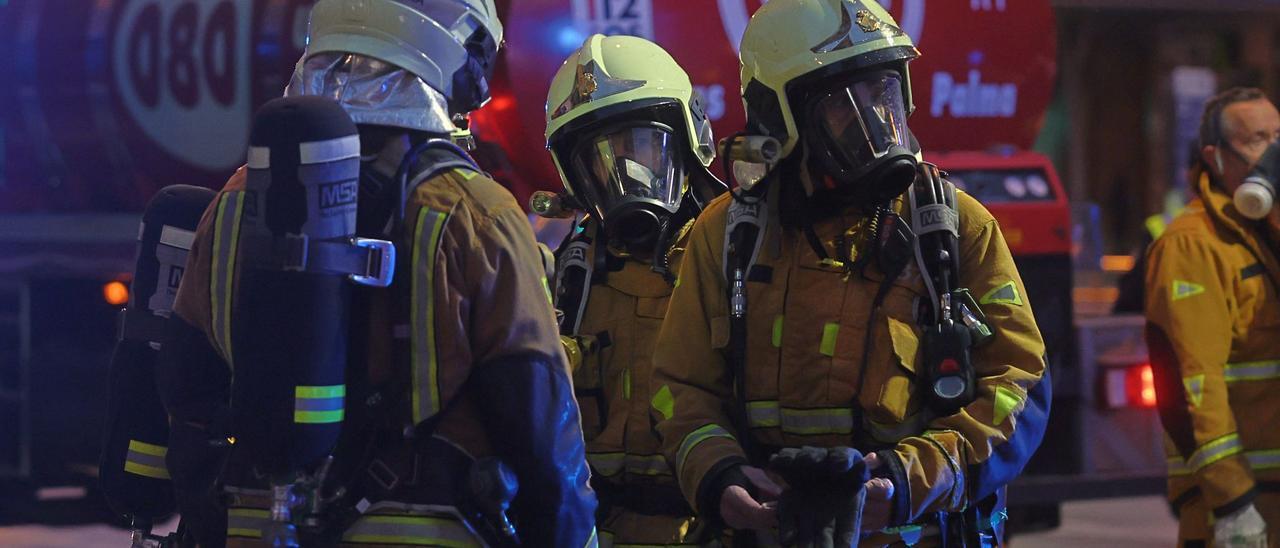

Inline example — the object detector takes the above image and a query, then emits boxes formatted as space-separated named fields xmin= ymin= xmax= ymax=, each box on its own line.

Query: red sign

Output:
xmin=0 ymin=0 xmax=1054 ymax=213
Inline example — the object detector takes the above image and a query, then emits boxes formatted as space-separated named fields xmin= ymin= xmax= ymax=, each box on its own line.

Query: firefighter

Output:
xmin=649 ymin=0 xmax=1050 ymax=545
xmin=156 ymin=1 xmax=598 ymax=546
xmin=1146 ymin=87 xmax=1280 ymax=548
xmin=540 ymin=34 xmax=727 ymax=546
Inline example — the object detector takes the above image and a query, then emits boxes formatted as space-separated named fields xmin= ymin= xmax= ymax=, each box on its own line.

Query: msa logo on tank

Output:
xmin=319 ymin=181 xmax=359 ymax=211
xmin=112 ymin=0 xmax=253 ymax=171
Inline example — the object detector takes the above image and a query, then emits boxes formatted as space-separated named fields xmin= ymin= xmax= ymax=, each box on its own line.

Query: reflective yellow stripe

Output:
xmin=779 ymin=406 xmax=854 ymax=435
xmin=1145 ymin=214 xmax=1167 ymax=240
xmin=676 ymin=424 xmax=734 ymax=478
xmin=820 ymin=323 xmax=840 ymax=357
xmin=294 ymin=410 xmax=344 ymax=424
xmin=227 ymin=507 xmax=270 ymax=539
xmin=128 ymin=440 xmax=167 ymax=457
xmin=772 ymin=315 xmax=784 ymax=348
xmin=1170 ymin=447 xmax=1280 ymax=475
xmin=411 ymin=209 xmax=449 ymax=425
xmin=1189 ymin=434 xmax=1243 ymax=471
xmin=227 ymin=528 xmax=263 ymax=539
xmin=294 ymin=385 xmax=345 ymax=423
xmin=210 ymin=192 xmax=246 ymax=366
xmin=342 ymin=514 xmax=478 ymax=547
xmin=625 ymin=454 xmax=671 ymax=476
xmin=747 ymin=400 xmax=780 ymax=427
xmin=124 ymin=461 xmax=170 ymax=480
xmin=623 ymin=368 xmax=632 ymax=400
xmin=651 ymin=385 xmax=675 ymax=421
xmin=295 ymin=385 xmax=345 ymax=398
xmin=1224 ymin=360 xmax=1280 ymax=383
xmin=1248 ymin=449 xmax=1280 ymax=471
xmin=746 ymin=401 xmax=853 ymax=435
xmin=588 ymin=452 xmax=625 ymax=477
xmin=124 ymin=440 xmax=170 ymax=479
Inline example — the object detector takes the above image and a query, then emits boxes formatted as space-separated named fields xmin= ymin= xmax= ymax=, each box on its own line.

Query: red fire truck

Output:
xmin=0 ymin=0 xmax=1164 ymax=529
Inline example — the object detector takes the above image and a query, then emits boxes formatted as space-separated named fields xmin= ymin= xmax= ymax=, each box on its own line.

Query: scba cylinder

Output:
xmin=231 ymin=96 xmax=361 ymax=478
xmin=100 ymin=185 xmax=216 ymax=522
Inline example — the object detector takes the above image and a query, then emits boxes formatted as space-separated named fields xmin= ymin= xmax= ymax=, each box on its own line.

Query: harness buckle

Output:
xmin=350 ymin=238 xmax=396 ymax=288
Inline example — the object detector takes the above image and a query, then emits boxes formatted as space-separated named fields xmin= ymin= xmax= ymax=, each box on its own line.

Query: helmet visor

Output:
xmin=813 ymin=71 xmax=910 ymax=170
xmin=568 ymin=125 xmax=684 ymax=221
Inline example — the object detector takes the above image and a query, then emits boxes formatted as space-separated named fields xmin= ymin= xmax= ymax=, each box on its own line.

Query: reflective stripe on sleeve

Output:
xmin=411 ymin=208 xmax=449 ymax=425
xmin=210 ymin=191 xmax=246 ymax=365
xmin=676 ymin=424 xmax=735 ymax=478
xmin=1188 ymin=433 xmax=1244 ymax=471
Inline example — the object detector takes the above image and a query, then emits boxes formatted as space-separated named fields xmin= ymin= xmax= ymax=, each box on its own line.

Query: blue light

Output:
xmin=556 ymin=26 xmax=587 ymax=53
xmin=968 ymin=50 xmax=985 ymax=67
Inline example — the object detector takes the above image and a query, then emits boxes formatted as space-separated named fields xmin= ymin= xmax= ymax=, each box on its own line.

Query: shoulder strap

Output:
xmin=554 ymin=224 xmax=597 ymax=336
xmin=723 ymin=192 xmax=769 ymax=286
xmin=395 ymin=139 xmax=483 ymax=231
xmin=907 ymin=163 xmax=961 ymax=324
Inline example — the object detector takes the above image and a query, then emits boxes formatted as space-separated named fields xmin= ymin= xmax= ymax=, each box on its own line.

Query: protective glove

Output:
xmin=1214 ymin=503 xmax=1268 ymax=548
xmin=769 ymin=446 xmax=870 ymax=548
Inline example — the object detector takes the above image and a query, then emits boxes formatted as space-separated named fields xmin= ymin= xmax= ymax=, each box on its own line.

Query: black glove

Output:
xmin=769 ymin=446 xmax=870 ymax=548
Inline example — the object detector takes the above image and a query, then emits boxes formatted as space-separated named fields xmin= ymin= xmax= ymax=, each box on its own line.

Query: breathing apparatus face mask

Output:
xmin=1234 ymin=140 xmax=1280 ymax=220
xmin=802 ymin=69 xmax=917 ymax=205
xmin=566 ymin=122 xmax=686 ymax=250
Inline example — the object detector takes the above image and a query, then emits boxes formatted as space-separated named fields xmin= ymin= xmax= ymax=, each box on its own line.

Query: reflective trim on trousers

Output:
xmin=411 ymin=208 xmax=450 ymax=426
xmin=342 ymin=513 xmax=480 ymax=547
xmin=226 ymin=508 xmax=270 ymax=539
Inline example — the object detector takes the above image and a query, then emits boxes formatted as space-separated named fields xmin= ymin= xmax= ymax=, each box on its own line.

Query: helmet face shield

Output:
xmin=567 ymin=124 xmax=685 ymax=227
xmin=812 ymin=70 xmax=910 ymax=173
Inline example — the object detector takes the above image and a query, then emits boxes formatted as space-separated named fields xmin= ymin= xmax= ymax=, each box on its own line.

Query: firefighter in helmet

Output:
xmin=650 ymin=0 xmax=1051 ymax=545
xmin=157 ymin=1 xmax=598 ymax=545
xmin=539 ymin=34 xmax=727 ymax=546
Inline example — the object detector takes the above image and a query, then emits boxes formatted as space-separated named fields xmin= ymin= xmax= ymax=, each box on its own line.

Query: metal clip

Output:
xmin=279 ymin=233 xmax=310 ymax=272
xmin=350 ymin=238 xmax=396 ymax=287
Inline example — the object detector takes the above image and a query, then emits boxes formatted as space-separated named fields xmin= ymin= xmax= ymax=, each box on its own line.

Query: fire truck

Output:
xmin=0 ymin=0 xmax=1165 ymax=529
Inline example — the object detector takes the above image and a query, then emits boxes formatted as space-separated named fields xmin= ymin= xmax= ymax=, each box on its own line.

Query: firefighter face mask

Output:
xmin=568 ymin=123 xmax=685 ymax=249
xmin=803 ymin=70 xmax=918 ymax=205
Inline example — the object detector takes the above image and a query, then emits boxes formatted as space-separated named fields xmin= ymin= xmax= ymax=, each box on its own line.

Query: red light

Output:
xmin=103 ymin=281 xmax=129 ymax=306
xmin=1125 ymin=364 xmax=1158 ymax=408
xmin=489 ymin=94 xmax=515 ymax=111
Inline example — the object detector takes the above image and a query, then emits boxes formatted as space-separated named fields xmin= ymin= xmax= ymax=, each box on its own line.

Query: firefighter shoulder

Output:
xmin=542 ymin=33 xmax=727 ymax=546
xmin=1145 ymin=170 xmax=1280 ymax=546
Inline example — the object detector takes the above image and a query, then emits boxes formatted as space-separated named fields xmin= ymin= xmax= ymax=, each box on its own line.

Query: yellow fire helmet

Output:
xmin=305 ymin=0 xmax=503 ymax=115
xmin=739 ymin=0 xmax=921 ymax=201
xmin=545 ymin=34 xmax=725 ymax=246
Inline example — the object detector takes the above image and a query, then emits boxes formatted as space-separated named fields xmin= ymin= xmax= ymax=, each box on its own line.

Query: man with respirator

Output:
xmin=533 ymin=34 xmax=727 ymax=546
xmin=1146 ymin=87 xmax=1280 ymax=548
xmin=648 ymin=0 xmax=1050 ymax=546
xmin=156 ymin=1 xmax=597 ymax=546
